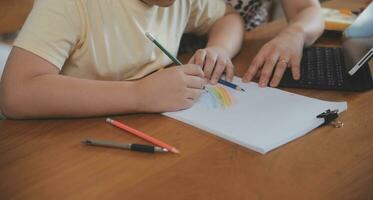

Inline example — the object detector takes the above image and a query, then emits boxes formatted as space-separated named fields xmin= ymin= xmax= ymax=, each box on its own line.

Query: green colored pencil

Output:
xmin=145 ymin=32 xmax=182 ymax=65
xmin=145 ymin=32 xmax=245 ymax=92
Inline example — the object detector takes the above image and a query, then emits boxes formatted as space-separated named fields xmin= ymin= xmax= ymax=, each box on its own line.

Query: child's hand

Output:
xmin=135 ymin=64 xmax=207 ymax=112
xmin=188 ymin=46 xmax=234 ymax=84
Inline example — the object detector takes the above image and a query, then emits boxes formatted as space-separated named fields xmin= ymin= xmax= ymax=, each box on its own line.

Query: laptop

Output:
xmin=278 ymin=3 xmax=373 ymax=91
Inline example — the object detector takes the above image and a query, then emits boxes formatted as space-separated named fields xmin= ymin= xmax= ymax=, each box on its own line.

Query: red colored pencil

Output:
xmin=106 ymin=118 xmax=180 ymax=154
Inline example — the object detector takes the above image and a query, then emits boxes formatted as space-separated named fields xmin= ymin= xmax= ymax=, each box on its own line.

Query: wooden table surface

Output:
xmin=0 ymin=0 xmax=34 ymax=35
xmin=1 ymin=1 xmax=373 ymax=200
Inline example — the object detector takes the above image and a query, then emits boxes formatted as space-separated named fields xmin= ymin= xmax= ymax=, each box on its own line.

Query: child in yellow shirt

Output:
xmin=0 ymin=0 xmax=244 ymax=118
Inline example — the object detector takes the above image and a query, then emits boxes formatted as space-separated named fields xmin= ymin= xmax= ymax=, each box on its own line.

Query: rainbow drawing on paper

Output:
xmin=202 ymin=85 xmax=234 ymax=109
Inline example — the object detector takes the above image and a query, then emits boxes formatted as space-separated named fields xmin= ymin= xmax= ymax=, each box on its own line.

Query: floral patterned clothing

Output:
xmin=226 ymin=0 xmax=272 ymax=30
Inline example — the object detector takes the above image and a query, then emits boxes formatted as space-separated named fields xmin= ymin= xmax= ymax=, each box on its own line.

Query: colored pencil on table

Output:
xmin=106 ymin=118 xmax=180 ymax=154
xmin=145 ymin=32 xmax=245 ymax=92
xmin=82 ymin=138 xmax=168 ymax=153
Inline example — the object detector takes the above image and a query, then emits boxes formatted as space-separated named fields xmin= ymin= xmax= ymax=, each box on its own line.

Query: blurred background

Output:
xmin=0 ymin=0 xmax=371 ymax=78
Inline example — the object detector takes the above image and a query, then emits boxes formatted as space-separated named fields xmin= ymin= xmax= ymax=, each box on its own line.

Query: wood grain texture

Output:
xmin=0 ymin=0 xmax=34 ymax=34
xmin=1 ymin=1 xmax=373 ymax=199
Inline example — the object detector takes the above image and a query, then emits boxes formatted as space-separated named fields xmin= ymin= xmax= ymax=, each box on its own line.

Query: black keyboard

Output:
xmin=279 ymin=47 xmax=373 ymax=91
xmin=302 ymin=47 xmax=345 ymax=87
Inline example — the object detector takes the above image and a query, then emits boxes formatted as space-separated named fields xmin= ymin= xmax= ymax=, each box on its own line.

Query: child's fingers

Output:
xmin=225 ymin=59 xmax=234 ymax=82
xmin=186 ymin=88 xmax=203 ymax=101
xmin=181 ymin=64 xmax=204 ymax=78
xmin=188 ymin=54 xmax=196 ymax=64
xmin=194 ymin=49 xmax=207 ymax=67
xmin=185 ymin=75 xmax=207 ymax=89
xmin=203 ymin=53 xmax=217 ymax=79
xmin=210 ymin=56 xmax=226 ymax=84
xmin=180 ymin=98 xmax=194 ymax=110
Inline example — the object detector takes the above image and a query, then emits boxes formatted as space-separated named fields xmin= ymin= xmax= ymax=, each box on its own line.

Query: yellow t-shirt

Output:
xmin=13 ymin=0 xmax=226 ymax=81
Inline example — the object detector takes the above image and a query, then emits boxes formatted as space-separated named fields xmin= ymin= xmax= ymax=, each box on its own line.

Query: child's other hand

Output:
xmin=188 ymin=46 xmax=234 ymax=84
xmin=135 ymin=64 xmax=207 ymax=112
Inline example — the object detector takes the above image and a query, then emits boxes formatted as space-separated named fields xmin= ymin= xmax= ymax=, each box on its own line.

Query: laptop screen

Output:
xmin=342 ymin=2 xmax=373 ymax=75
xmin=344 ymin=2 xmax=373 ymax=38
xmin=342 ymin=37 xmax=373 ymax=75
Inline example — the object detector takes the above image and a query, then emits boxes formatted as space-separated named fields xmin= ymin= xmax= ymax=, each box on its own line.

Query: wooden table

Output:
xmin=0 ymin=0 xmax=34 ymax=35
xmin=1 ymin=1 xmax=373 ymax=200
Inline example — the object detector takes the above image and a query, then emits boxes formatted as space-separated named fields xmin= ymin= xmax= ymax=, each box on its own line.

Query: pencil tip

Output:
xmin=171 ymin=148 xmax=180 ymax=154
xmin=236 ymin=87 xmax=244 ymax=91
xmin=81 ymin=139 xmax=92 ymax=145
xmin=145 ymin=32 xmax=154 ymax=41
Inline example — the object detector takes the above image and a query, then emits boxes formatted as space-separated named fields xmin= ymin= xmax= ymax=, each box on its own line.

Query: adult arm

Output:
xmin=242 ymin=0 xmax=324 ymax=87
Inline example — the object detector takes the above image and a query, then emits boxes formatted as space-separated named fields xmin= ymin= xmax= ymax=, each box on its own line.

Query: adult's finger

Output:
xmin=259 ymin=52 xmax=279 ymax=87
xmin=270 ymin=56 xmax=290 ymax=87
xmin=242 ymin=51 xmax=265 ymax=83
xmin=290 ymin=53 xmax=301 ymax=80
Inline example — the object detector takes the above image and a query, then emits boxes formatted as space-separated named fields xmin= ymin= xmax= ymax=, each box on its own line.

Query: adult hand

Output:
xmin=188 ymin=46 xmax=235 ymax=84
xmin=242 ymin=27 xmax=305 ymax=87
xmin=135 ymin=64 xmax=206 ymax=112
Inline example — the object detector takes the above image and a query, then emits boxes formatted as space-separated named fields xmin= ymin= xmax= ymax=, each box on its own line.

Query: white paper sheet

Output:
xmin=164 ymin=77 xmax=347 ymax=154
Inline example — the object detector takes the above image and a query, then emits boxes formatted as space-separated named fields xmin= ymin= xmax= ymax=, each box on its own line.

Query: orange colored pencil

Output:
xmin=106 ymin=118 xmax=180 ymax=154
